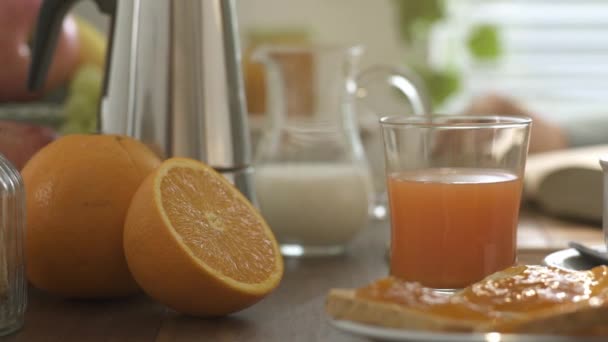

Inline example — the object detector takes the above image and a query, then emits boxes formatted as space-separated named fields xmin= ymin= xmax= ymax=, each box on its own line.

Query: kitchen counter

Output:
xmin=6 ymin=208 xmax=604 ymax=341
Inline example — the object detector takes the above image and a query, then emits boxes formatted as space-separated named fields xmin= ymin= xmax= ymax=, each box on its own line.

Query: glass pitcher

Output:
xmin=252 ymin=45 xmax=428 ymax=257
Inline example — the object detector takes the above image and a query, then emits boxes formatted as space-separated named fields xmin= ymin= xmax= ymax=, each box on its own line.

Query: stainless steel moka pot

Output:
xmin=27 ymin=0 xmax=255 ymax=201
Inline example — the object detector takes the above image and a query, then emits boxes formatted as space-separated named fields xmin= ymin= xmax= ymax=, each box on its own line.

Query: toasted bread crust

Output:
xmin=495 ymin=304 xmax=608 ymax=336
xmin=326 ymin=289 xmax=481 ymax=332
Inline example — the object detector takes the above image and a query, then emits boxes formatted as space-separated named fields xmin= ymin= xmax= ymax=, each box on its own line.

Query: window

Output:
xmin=431 ymin=0 xmax=608 ymax=120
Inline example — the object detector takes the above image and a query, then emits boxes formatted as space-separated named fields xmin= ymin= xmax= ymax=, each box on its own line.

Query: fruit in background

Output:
xmin=22 ymin=134 xmax=161 ymax=298
xmin=0 ymin=121 xmax=56 ymax=170
xmin=61 ymin=64 xmax=102 ymax=134
xmin=0 ymin=0 xmax=80 ymax=102
xmin=61 ymin=18 xmax=106 ymax=134
xmin=124 ymin=158 xmax=283 ymax=316
xmin=74 ymin=15 xmax=107 ymax=69
xmin=243 ymin=29 xmax=311 ymax=115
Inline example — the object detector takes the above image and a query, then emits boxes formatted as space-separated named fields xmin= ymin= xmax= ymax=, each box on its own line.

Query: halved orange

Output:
xmin=123 ymin=158 xmax=283 ymax=316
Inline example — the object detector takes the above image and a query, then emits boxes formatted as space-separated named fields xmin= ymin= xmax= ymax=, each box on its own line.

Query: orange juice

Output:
xmin=388 ymin=168 xmax=523 ymax=289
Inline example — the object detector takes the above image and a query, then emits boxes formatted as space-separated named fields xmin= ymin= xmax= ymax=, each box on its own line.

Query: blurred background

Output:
xmin=6 ymin=0 xmax=608 ymax=135
xmin=3 ymin=0 xmax=608 ymax=214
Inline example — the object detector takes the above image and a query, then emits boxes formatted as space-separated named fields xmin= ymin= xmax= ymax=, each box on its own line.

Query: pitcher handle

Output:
xmin=356 ymin=65 xmax=431 ymax=116
xmin=355 ymin=65 xmax=431 ymax=221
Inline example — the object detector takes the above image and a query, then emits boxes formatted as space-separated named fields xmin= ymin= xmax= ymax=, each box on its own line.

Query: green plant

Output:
xmin=413 ymin=65 xmax=460 ymax=108
xmin=394 ymin=0 xmax=457 ymax=107
xmin=394 ymin=0 xmax=503 ymax=107
xmin=468 ymin=24 xmax=501 ymax=60
xmin=394 ymin=0 xmax=444 ymax=43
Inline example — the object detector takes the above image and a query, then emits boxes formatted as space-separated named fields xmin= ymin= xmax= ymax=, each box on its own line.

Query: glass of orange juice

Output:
xmin=380 ymin=115 xmax=531 ymax=290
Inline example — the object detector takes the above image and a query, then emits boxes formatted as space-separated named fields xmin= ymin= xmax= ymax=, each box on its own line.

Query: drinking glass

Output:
xmin=380 ymin=115 xmax=531 ymax=290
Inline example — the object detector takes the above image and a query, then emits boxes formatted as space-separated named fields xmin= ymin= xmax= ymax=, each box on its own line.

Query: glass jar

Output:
xmin=0 ymin=154 xmax=26 ymax=335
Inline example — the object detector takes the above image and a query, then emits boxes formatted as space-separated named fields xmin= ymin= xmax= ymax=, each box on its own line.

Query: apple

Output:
xmin=0 ymin=121 xmax=56 ymax=170
xmin=0 ymin=0 xmax=80 ymax=102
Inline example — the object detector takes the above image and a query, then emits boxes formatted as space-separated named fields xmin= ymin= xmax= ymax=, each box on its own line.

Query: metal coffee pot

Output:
xmin=27 ymin=0 xmax=255 ymax=200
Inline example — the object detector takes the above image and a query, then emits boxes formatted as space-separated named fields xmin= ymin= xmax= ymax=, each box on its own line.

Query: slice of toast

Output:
xmin=327 ymin=288 xmax=483 ymax=333
xmin=326 ymin=265 xmax=608 ymax=336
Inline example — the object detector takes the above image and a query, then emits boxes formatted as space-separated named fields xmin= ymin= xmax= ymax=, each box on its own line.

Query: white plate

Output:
xmin=329 ymin=319 xmax=605 ymax=341
xmin=543 ymin=245 xmax=606 ymax=271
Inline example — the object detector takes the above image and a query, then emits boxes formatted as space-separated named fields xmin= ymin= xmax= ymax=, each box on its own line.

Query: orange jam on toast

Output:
xmin=356 ymin=265 xmax=608 ymax=321
xmin=460 ymin=265 xmax=608 ymax=312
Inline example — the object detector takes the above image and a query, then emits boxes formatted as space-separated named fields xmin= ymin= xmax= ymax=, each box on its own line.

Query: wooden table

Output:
xmin=7 ymin=209 xmax=604 ymax=341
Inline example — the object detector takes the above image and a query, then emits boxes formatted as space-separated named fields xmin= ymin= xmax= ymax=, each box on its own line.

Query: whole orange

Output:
xmin=22 ymin=134 xmax=161 ymax=298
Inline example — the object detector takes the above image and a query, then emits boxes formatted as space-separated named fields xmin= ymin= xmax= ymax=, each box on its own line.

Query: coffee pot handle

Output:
xmin=356 ymin=65 xmax=432 ymax=116
xmin=27 ymin=0 xmax=116 ymax=91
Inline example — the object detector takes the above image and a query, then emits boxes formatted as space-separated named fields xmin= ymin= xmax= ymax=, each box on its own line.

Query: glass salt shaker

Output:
xmin=0 ymin=154 xmax=26 ymax=336
xmin=251 ymin=45 xmax=428 ymax=257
